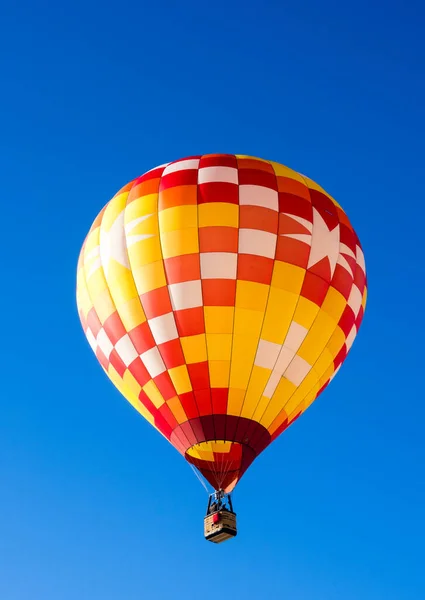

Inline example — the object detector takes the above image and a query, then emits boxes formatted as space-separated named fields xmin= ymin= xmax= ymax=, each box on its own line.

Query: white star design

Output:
xmin=307 ymin=208 xmax=340 ymax=277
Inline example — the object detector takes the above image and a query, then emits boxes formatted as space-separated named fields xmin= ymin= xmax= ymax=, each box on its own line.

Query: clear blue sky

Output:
xmin=1 ymin=1 xmax=424 ymax=599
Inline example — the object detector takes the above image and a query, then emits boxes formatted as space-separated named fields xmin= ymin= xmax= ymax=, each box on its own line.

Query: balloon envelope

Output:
xmin=76 ymin=154 xmax=367 ymax=492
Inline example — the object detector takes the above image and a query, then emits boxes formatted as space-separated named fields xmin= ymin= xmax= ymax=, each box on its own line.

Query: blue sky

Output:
xmin=1 ymin=1 xmax=424 ymax=598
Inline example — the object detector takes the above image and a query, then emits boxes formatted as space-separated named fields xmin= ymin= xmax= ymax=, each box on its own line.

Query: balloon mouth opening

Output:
xmin=185 ymin=440 xmax=250 ymax=492
xmin=186 ymin=440 xmax=242 ymax=461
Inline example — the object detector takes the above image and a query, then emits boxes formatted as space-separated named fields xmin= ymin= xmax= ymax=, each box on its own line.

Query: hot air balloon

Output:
xmin=76 ymin=154 xmax=367 ymax=543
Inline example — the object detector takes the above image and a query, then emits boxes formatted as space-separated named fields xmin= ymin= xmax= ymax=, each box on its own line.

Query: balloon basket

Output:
xmin=204 ymin=490 xmax=237 ymax=544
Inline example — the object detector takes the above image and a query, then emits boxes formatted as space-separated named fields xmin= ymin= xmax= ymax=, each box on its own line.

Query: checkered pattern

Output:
xmin=76 ymin=154 xmax=367 ymax=492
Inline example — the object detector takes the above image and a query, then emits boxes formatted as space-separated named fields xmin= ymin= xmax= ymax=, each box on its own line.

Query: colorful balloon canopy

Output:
xmin=76 ymin=154 xmax=367 ymax=492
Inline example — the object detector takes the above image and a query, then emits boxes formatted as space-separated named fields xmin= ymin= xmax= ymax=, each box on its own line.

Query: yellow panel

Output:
xmin=233 ymin=308 xmax=263 ymax=336
xmin=127 ymin=236 xmax=163 ymax=267
xmin=261 ymin=288 xmax=299 ymax=344
xmin=180 ymin=334 xmax=208 ymax=364
xmin=89 ymin=288 xmax=116 ymax=323
xmin=84 ymin=229 xmax=101 ymax=254
xmin=206 ymin=333 xmax=233 ymax=361
xmin=271 ymin=261 xmax=305 ymax=294
xmin=252 ymin=395 xmax=270 ymax=422
xmin=240 ymin=366 xmax=272 ymax=418
xmin=117 ymin=296 xmax=146 ymax=331
xmin=132 ymin=261 xmax=166 ymax=294
xmin=313 ymin=348 xmax=334 ymax=379
xmin=326 ymin=326 xmax=346 ymax=358
xmin=293 ymin=297 xmax=320 ymax=329
xmin=85 ymin=263 xmax=107 ymax=299
xmin=126 ymin=214 xmax=158 ymax=237
xmin=235 ymin=281 xmax=269 ymax=312
xmin=229 ymin=334 xmax=259 ymax=389
xmin=269 ymin=161 xmax=305 ymax=182
xmin=122 ymin=368 xmax=142 ymax=398
xmin=159 ymin=205 xmax=198 ymax=232
xmin=108 ymin=365 xmax=156 ymax=426
xmin=125 ymin=193 xmax=158 ymax=221
xmin=76 ymin=269 xmax=92 ymax=318
xmin=167 ymin=396 xmax=187 ymax=424
xmin=106 ymin=261 xmax=139 ymax=306
xmin=227 ymin=388 xmax=246 ymax=416
xmin=142 ymin=380 xmax=165 ymax=409
xmin=208 ymin=361 xmax=230 ymax=388
xmin=283 ymin=369 xmax=320 ymax=415
xmin=260 ymin=378 xmax=297 ymax=428
xmin=298 ymin=310 xmax=337 ymax=364
xmin=321 ymin=286 xmax=347 ymax=322
xmin=160 ymin=228 xmax=199 ymax=258
xmin=204 ymin=306 xmax=234 ymax=334
xmin=199 ymin=449 xmax=215 ymax=462
xmin=236 ymin=154 xmax=269 ymax=162
xmin=319 ymin=363 xmax=335 ymax=386
xmin=168 ymin=365 xmax=193 ymax=395
xmin=210 ymin=441 xmax=233 ymax=453
xmin=362 ymin=287 xmax=367 ymax=309
xmin=198 ymin=202 xmax=239 ymax=228
xmin=101 ymin=195 xmax=126 ymax=231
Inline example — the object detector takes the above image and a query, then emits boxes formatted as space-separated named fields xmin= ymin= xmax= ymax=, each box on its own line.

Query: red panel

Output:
xmin=332 ymin=264 xmax=354 ymax=300
xmin=179 ymin=391 xmax=200 ymax=420
xmin=103 ymin=311 xmax=126 ymax=344
xmin=159 ymin=170 xmax=198 ymax=191
xmin=202 ymin=279 xmax=236 ymax=306
xmin=140 ymin=287 xmax=172 ymax=319
xmin=158 ymin=402 xmax=179 ymax=430
xmin=278 ymin=213 xmax=311 ymax=236
xmin=240 ymin=205 xmax=278 ymax=233
xmin=310 ymin=190 xmax=339 ymax=230
xmin=174 ymin=307 xmax=205 ymax=336
xmin=238 ymin=169 xmax=277 ymax=190
xmin=86 ymin=308 xmax=102 ymax=337
xmin=129 ymin=321 xmax=156 ymax=354
xmin=157 ymin=338 xmax=185 ymax=369
xmin=158 ymin=185 xmax=198 ymax=210
xmin=211 ymin=388 xmax=228 ymax=414
xmin=199 ymin=154 xmax=238 ymax=168
xmin=198 ymin=182 xmax=239 ymax=205
xmin=179 ymin=421 xmax=198 ymax=446
xmin=334 ymin=345 xmax=347 ymax=369
xmin=108 ymin=350 xmax=126 ymax=378
xmin=139 ymin=166 xmax=167 ymax=182
xmin=199 ymin=227 xmax=238 ymax=253
xmin=194 ymin=389 xmax=213 ymax=417
xmin=337 ymin=206 xmax=354 ymax=230
xmin=96 ymin=348 xmax=110 ymax=371
xmin=308 ymin=257 xmax=332 ymax=283
xmin=128 ymin=357 xmax=150 ymax=387
xmin=356 ymin=305 xmax=365 ymax=329
xmin=301 ymin=272 xmax=329 ymax=306
xmin=163 ymin=253 xmax=200 ymax=284
xmin=275 ymin=236 xmax=310 ymax=268
xmin=354 ymin=268 xmax=366 ymax=294
xmin=276 ymin=176 xmax=309 ymax=198
xmin=278 ymin=193 xmax=312 ymax=221
xmin=237 ymin=158 xmax=275 ymax=173
xmin=339 ymin=222 xmax=357 ymax=255
xmin=128 ymin=178 xmax=160 ymax=200
xmin=187 ymin=362 xmax=210 ymax=390
xmin=153 ymin=371 xmax=176 ymax=400
xmin=237 ymin=254 xmax=274 ymax=285
xmin=338 ymin=305 xmax=356 ymax=336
